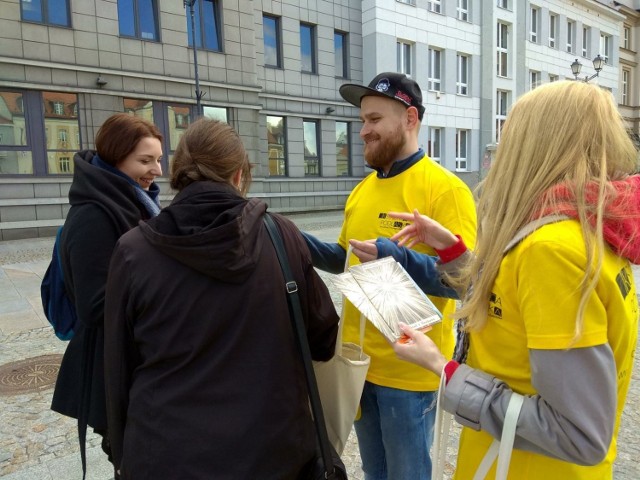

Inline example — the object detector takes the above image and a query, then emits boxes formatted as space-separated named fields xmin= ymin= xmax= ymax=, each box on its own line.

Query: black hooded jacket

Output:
xmin=52 ymin=150 xmax=157 ymax=430
xmin=104 ymin=181 xmax=339 ymax=480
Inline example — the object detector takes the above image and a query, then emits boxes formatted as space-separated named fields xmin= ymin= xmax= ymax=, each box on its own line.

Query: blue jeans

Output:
xmin=354 ymin=381 xmax=437 ymax=480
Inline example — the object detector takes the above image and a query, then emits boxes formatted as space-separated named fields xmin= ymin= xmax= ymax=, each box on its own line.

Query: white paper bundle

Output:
xmin=330 ymin=256 xmax=442 ymax=342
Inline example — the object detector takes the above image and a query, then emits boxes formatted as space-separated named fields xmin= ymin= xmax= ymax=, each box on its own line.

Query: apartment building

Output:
xmin=0 ymin=0 xmax=627 ymax=240
xmin=615 ymin=1 xmax=640 ymax=143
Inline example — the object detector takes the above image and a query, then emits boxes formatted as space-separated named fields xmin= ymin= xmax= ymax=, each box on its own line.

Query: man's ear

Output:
xmin=406 ymin=106 xmax=420 ymax=129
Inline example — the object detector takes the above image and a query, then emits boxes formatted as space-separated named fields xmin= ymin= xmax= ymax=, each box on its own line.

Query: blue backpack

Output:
xmin=41 ymin=227 xmax=77 ymax=341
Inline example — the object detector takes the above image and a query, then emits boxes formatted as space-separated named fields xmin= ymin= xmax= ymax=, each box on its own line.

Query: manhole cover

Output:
xmin=0 ymin=354 xmax=63 ymax=395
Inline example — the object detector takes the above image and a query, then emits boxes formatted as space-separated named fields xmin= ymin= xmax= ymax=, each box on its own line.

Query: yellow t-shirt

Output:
xmin=455 ymin=220 xmax=639 ymax=479
xmin=339 ymin=155 xmax=477 ymax=391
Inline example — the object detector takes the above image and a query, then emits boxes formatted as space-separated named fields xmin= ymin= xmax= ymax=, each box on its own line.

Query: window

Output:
xmin=582 ymin=27 xmax=590 ymax=58
xmin=300 ymin=23 xmax=316 ymax=74
xmin=455 ymin=129 xmax=468 ymax=171
xmin=497 ymin=0 xmax=508 ymax=9
xmin=124 ymin=98 xmax=154 ymax=123
xmin=58 ymin=156 xmax=71 ymax=173
xmin=263 ymin=15 xmax=281 ymax=68
xmin=428 ymin=48 xmax=441 ymax=91
xmin=118 ymin=0 xmax=159 ymax=41
xmin=396 ymin=0 xmax=416 ymax=4
xmin=549 ymin=14 xmax=557 ymax=48
xmin=0 ymin=90 xmax=33 ymax=174
xmin=187 ymin=0 xmax=221 ymax=51
xmin=530 ymin=70 xmax=540 ymax=90
xmin=497 ymin=23 xmax=508 ymax=77
xmin=600 ymin=34 xmax=612 ymax=63
xmin=166 ymin=104 xmax=191 ymax=167
xmin=203 ymin=106 xmax=228 ymax=123
xmin=567 ymin=20 xmax=575 ymax=54
xmin=496 ymin=90 xmax=508 ymax=143
xmin=303 ymin=120 xmax=320 ymax=176
xmin=397 ymin=41 xmax=412 ymax=76
xmin=529 ymin=6 xmax=539 ymax=43
xmin=427 ymin=127 xmax=441 ymax=164
xmin=336 ymin=122 xmax=350 ymax=176
xmin=457 ymin=0 xmax=469 ymax=21
xmin=624 ymin=26 xmax=631 ymax=50
xmin=427 ymin=0 xmax=441 ymax=13
xmin=20 ymin=0 xmax=70 ymax=27
xmin=267 ymin=116 xmax=286 ymax=176
xmin=44 ymin=92 xmax=81 ymax=175
xmin=335 ymin=31 xmax=348 ymax=78
xmin=456 ymin=54 xmax=469 ymax=95
xmin=622 ymin=70 xmax=630 ymax=106
xmin=549 ymin=74 xmax=559 ymax=82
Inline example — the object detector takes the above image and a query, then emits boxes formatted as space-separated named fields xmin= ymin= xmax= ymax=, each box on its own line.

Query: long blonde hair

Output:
xmin=456 ymin=81 xmax=638 ymax=336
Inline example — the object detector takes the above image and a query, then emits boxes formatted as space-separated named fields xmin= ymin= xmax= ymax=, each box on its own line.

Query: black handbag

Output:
xmin=263 ymin=214 xmax=348 ymax=480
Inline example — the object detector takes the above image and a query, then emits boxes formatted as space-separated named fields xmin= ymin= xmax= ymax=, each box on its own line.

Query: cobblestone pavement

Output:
xmin=0 ymin=211 xmax=638 ymax=479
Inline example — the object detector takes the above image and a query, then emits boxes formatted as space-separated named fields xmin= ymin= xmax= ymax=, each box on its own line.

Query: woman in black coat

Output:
xmin=51 ymin=113 xmax=163 ymax=479
xmin=104 ymin=118 xmax=340 ymax=479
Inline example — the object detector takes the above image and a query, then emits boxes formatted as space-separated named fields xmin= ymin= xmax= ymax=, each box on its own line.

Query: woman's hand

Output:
xmin=392 ymin=323 xmax=448 ymax=375
xmin=348 ymin=238 xmax=378 ymax=263
xmin=389 ymin=209 xmax=458 ymax=250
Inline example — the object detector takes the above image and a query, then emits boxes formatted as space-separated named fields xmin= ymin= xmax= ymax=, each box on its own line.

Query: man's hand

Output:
xmin=348 ymin=238 xmax=379 ymax=263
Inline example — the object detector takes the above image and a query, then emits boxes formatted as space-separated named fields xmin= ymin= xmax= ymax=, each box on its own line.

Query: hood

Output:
xmin=138 ymin=181 xmax=268 ymax=283
xmin=537 ymin=175 xmax=640 ymax=264
xmin=68 ymin=150 xmax=145 ymax=230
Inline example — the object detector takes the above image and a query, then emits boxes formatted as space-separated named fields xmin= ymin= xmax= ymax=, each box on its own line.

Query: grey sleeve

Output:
xmin=442 ymin=344 xmax=616 ymax=465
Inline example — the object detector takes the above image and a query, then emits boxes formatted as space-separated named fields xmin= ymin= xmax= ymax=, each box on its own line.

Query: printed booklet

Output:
xmin=330 ymin=256 xmax=442 ymax=342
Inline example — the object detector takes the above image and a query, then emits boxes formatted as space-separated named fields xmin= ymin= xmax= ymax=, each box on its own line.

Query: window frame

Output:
xmin=582 ymin=26 xmax=590 ymax=58
xmin=624 ymin=26 xmax=631 ymax=50
xmin=118 ymin=0 xmax=160 ymax=41
xmin=303 ymin=119 xmax=321 ymax=177
xmin=530 ymin=70 xmax=540 ymax=90
xmin=427 ymin=0 xmax=442 ymax=14
xmin=397 ymin=41 xmax=413 ymax=76
xmin=456 ymin=0 xmax=469 ymax=22
xmin=455 ymin=129 xmax=469 ymax=172
xmin=428 ymin=47 xmax=442 ymax=92
xmin=529 ymin=6 xmax=539 ymax=44
xmin=622 ymin=69 xmax=630 ymax=106
xmin=567 ymin=20 xmax=575 ymax=54
xmin=266 ymin=115 xmax=287 ymax=176
xmin=456 ymin=53 xmax=469 ymax=96
xmin=549 ymin=14 xmax=557 ymax=48
xmin=300 ymin=23 xmax=317 ymax=74
xmin=497 ymin=22 xmax=509 ymax=78
xmin=427 ymin=127 xmax=441 ymax=164
xmin=600 ymin=34 xmax=612 ymax=64
xmin=20 ymin=0 xmax=71 ymax=27
xmin=496 ymin=90 xmax=508 ymax=143
xmin=187 ymin=0 xmax=222 ymax=51
xmin=334 ymin=31 xmax=348 ymax=79
xmin=263 ymin=14 xmax=282 ymax=68
xmin=335 ymin=121 xmax=351 ymax=177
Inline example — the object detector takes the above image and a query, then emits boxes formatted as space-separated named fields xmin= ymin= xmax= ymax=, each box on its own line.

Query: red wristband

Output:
xmin=443 ymin=360 xmax=460 ymax=385
xmin=435 ymin=235 xmax=467 ymax=263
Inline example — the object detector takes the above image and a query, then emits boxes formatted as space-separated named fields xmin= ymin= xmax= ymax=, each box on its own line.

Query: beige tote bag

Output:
xmin=313 ymin=247 xmax=371 ymax=455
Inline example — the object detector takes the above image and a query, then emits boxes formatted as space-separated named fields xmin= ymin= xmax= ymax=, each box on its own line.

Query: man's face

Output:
xmin=359 ymin=96 xmax=408 ymax=170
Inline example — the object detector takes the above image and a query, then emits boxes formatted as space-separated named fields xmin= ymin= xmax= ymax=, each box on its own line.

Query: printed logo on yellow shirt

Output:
xmin=377 ymin=212 xmax=409 ymax=231
xmin=488 ymin=292 xmax=503 ymax=319
xmin=616 ymin=267 xmax=632 ymax=299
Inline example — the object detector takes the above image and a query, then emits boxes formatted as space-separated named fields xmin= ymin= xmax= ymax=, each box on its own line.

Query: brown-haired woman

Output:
xmin=51 ymin=113 xmax=163 ymax=479
xmin=103 ymin=118 xmax=339 ymax=479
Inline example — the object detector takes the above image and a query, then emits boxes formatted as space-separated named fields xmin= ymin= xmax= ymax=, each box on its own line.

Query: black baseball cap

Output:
xmin=339 ymin=72 xmax=425 ymax=120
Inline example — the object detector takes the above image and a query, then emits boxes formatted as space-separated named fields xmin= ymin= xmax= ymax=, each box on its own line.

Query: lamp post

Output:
xmin=184 ymin=0 xmax=204 ymax=116
xmin=570 ymin=54 xmax=605 ymax=82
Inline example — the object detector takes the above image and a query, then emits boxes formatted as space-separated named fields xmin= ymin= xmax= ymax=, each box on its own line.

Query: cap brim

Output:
xmin=339 ymin=84 xmax=389 ymax=108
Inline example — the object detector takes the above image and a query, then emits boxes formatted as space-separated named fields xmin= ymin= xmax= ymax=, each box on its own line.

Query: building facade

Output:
xmin=0 ymin=0 xmax=629 ymax=240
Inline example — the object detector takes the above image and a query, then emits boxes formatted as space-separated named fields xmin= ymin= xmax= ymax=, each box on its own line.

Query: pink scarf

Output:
xmin=536 ymin=175 xmax=640 ymax=264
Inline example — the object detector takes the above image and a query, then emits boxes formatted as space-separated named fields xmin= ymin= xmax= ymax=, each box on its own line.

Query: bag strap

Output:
xmin=338 ymin=245 xmax=366 ymax=357
xmin=263 ymin=214 xmax=339 ymax=480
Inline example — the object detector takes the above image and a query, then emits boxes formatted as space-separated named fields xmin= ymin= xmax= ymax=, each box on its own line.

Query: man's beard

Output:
xmin=363 ymin=126 xmax=406 ymax=170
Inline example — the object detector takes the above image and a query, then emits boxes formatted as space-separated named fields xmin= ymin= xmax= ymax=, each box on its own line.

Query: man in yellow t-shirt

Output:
xmin=303 ymin=72 xmax=476 ymax=480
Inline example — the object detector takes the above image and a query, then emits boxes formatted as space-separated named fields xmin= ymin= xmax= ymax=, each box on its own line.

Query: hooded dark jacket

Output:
xmin=104 ymin=181 xmax=339 ymax=480
xmin=51 ymin=150 xmax=158 ymax=431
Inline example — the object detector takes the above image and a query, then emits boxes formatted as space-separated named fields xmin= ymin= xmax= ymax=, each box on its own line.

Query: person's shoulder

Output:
xmin=516 ymin=219 xmax=584 ymax=258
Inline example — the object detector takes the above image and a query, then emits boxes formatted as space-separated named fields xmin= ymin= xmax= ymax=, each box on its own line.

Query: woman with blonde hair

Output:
xmin=103 ymin=118 xmax=339 ymax=479
xmin=388 ymin=80 xmax=639 ymax=479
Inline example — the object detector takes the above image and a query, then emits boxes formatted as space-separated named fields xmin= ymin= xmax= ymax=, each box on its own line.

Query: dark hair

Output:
xmin=170 ymin=118 xmax=252 ymax=195
xmin=95 ymin=113 xmax=163 ymax=167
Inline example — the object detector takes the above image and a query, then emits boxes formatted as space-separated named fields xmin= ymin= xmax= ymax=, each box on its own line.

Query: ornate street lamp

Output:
xmin=184 ymin=0 xmax=204 ymax=115
xmin=570 ymin=54 xmax=605 ymax=82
